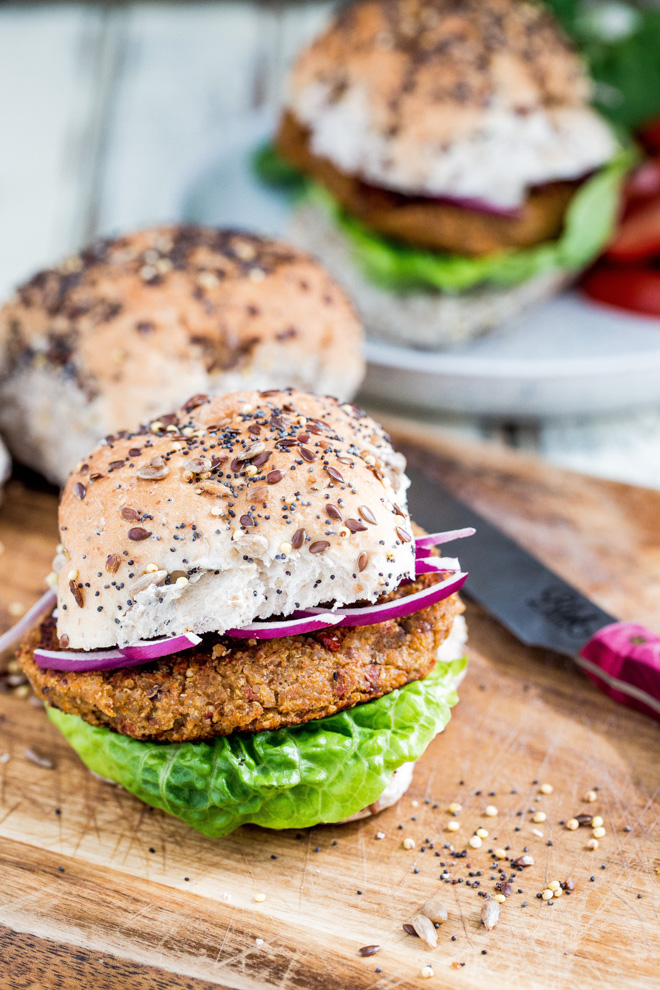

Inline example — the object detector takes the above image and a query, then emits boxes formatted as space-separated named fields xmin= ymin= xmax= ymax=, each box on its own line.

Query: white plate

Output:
xmin=180 ymin=108 xmax=660 ymax=419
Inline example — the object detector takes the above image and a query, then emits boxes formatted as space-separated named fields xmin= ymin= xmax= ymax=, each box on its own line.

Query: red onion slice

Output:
xmin=302 ymin=572 xmax=467 ymax=628
xmin=415 ymin=529 xmax=475 ymax=550
xmin=226 ymin=613 xmax=341 ymax=640
xmin=416 ymin=557 xmax=460 ymax=575
xmin=35 ymin=632 xmax=202 ymax=671
xmin=119 ymin=633 xmax=202 ymax=661
xmin=0 ymin=589 xmax=57 ymax=654
xmin=34 ymin=647 xmax=136 ymax=672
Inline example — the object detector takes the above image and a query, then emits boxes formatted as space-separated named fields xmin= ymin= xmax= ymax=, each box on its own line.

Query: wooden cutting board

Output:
xmin=0 ymin=424 xmax=658 ymax=990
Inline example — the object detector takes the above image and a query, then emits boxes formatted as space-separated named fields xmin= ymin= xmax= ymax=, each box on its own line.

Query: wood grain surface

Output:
xmin=0 ymin=428 xmax=658 ymax=990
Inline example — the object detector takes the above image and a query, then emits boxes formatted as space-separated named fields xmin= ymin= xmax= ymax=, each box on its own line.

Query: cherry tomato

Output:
xmin=582 ymin=265 xmax=660 ymax=318
xmin=638 ymin=117 xmax=660 ymax=155
xmin=606 ymin=196 xmax=660 ymax=263
xmin=624 ymin=159 xmax=660 ymax=211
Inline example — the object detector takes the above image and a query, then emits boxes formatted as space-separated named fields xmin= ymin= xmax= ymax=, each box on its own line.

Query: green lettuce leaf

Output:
xmin=47 ymin=656 xmax=466 ymax=837
xmin=252 ymin=141 xmax=308 ymax=197
xmin=319 ymin=148 xmax=633 ymax=293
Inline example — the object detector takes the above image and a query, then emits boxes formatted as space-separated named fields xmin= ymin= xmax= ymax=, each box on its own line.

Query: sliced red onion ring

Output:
xmin=416 ymin=557 xmax=460 ymax=575
xmin=34 ymin=647 xmax=135 ymax=672
xmin=415 ymin=529 xmax=475 ymax=550
xmin=301 ymin=572 xmax=467 ymax=628
xmin=226 ymin=613 xmax=341 ymax=640
xmin=427 ymin=193 xmax=522 ymax=219
xmin=120 ymin=633 xmax=202 ymax=661
xmin=35 ymin=632 xmax=202 ymax=671
xmin=0 ymin=589 xmax=57 ymax=654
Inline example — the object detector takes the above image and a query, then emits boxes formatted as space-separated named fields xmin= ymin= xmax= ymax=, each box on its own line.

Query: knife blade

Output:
xmin=405 ymin=461 xmax=660 ymax=721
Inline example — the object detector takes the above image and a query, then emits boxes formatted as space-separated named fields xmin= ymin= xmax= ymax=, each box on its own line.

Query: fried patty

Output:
xmin=277 ymin=110 xmax=579 ymax=256
xmin=19 ymin=575 xmax=463 ymax=743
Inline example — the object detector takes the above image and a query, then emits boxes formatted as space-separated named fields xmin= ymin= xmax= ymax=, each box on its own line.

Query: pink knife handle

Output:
xmin=578 ymin=621 xmax=660 ymax=721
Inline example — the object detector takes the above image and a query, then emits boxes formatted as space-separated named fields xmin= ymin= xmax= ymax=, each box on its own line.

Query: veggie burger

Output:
xmin=9 ymin=388 xmax=471 ymax=836
xmin=271 ymin=0 xmax=627 ymax=348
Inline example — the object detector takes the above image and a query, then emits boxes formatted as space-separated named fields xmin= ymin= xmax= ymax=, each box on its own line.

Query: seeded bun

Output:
xmin=54 ymin=389 xmax=415 ymax=651
xmin=0 ymin=226 xmax=365 ymax=486
xmin=285 ymin=0 xmax=616 ymax=207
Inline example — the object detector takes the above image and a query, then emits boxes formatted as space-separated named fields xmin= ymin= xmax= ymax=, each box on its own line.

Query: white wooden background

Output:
xmin=3 ymin=0 xmax=660 ymax=489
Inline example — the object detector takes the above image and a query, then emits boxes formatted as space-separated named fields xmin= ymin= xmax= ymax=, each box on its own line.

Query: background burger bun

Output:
xmin=289 ymin=200 xmax=570 ymax=348
xmin=285 ymin=0 xmax=616 ymax=206
xmin=0 ymin=226 xmax=365 ymax=486
xmin=55 ymin=388 xmax=415 ymax=651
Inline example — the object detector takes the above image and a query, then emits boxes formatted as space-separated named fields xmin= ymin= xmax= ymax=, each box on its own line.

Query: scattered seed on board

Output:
xmin=402 ymin=837 xmax=415 ymax=850
xmin=421 ymin=965 xmax=434 ymax=979
xmin=587 ymin=838 xmax=599 ymax=850
xmin=24 ymin=748 xmax=55 ymax=769
xmin=591 ymin=816 xmax=604 ymax=828
xmin=411 ymin=914 xmax=437 ymax=948
xmin=254 ymin=893 xmax=266 ymax=903
xmin=539 ymin=783 xmax=553 ymax=795
xmin=446 ymin=820 xmax=460 ymax=832
xmin=541 ymin=889 xmax=554 ymax=901
xmin=469 ymin=835 xmax=482 ymax=849
xmin=484 ymin=805 xmax=498 ymax=817
xmin=583 ymin=790 xmax=598 ymax=803
xmin=421 ymin=899 xmax=448 ymax=924
xmin=566 ymin=818 xmax=579 ymax=830
xmin=481 ymin=899 xmax=501 ymax=930
xmin=358 ymin=945 xmax=380 ymax=957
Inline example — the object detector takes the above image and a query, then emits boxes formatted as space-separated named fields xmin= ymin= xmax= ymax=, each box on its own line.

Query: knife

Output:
xmin=406 ymin=462 xmax=660 ymax=722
